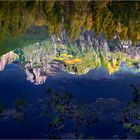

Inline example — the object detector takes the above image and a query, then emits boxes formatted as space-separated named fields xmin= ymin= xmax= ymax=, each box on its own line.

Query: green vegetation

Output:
xmin=54 ymin=43 xmax=134 ymax=75
xmin=0 ymin=1 xmax=140 ymax=75
xmin=15 ymin=99 xmax=26 ymax=106
xmin=11 ymin=38 xmax=137 ymax=75
xmin=132 ymin=125 xmax=140 ymax=134
xmin=0 ymin=1 xmax=140 ymax=42
xmin=42 ymin=88 xmax=98 ymax=138
xmin=0 ymin=34 xmax=47 ymax=56
xmin=123 ymin=123 xmax=132 ymax=129
xmin=116 ymin=84 xmax=140 ymax=138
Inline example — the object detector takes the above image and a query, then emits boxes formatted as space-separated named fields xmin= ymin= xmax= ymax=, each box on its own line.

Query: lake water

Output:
xmin=0 ymin=63 xmax=140 ymax=139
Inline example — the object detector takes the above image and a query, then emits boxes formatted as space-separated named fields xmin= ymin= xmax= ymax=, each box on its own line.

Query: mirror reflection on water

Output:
xmin=1 ymin=1 xmax=140 ymax=139
xmin=1 ymin=29 xmax=140 ymax=139
xmin=1 ymin=62 xmax=140 ymax=139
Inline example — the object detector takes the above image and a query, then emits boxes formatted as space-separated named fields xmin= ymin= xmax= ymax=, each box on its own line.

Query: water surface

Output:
xmin=0 ymin=63 xmax=140 ymax=139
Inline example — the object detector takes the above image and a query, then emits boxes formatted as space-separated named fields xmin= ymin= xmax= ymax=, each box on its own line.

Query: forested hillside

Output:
xmin=0 ymin=1 xmax=140 ymax=42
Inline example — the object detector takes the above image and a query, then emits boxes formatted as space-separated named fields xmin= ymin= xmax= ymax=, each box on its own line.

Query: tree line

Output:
xmin=0 ymin=0 xmax=140 ymax=42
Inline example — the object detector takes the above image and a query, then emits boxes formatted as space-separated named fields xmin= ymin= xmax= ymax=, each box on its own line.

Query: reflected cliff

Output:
xmin=0 ymin=30 xmax=140 ymax=85
xmin=0 ymin=1 xmax=140 ymax=42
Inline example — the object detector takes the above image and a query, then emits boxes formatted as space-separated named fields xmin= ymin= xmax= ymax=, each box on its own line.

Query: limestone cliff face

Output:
xmin=25 ymin=67 xmax=47 ymax=85
xmin=24 ymin=60 xmax=65 ymax=85
xmin=0 ymin=51 xmax=19 ymax=71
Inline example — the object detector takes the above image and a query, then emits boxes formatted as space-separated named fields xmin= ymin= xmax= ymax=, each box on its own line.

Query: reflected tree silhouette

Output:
xmin=116 ymin=84 xmax=140 ymax=138
xmin=14 ymin=99 xmax=27 ymax=124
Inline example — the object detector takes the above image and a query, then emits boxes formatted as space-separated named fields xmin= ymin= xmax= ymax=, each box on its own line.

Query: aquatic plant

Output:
xmin=132 ymin=125 xmax=140 ymax=134
xmin=49 ymin=116 xmax=64 ymax=129
xmin=116 ymin=84 xmax=140 ymax=138
xmin=15 ymin=99 xmax=26 ymax=107
xmin=40 ymin=88 xmax=98 ymax=138
xmin=14 ymin=99 xmax=27 ymax=123
xmin=123 ymin=123 xmax=132 ymax=129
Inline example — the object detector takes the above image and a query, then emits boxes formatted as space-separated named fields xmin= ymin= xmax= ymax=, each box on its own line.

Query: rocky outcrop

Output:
xmin=24 ymin=60 xmax=65 ymax=85
xmin=25 ymin=67 xmax=47 ymax=85
xmin=0 ymin=51 xmax=19 ymax=71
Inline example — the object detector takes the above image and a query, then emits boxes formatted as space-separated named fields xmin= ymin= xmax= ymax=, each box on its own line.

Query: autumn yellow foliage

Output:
xmin=64 ymin=58 xmax=81 ymax=65
xmin=60 ymin=53 xmax=73 ymax=58
xmin=64 ymin=60 xmax=74 ymax=65
xmin=71 ymin=58 xmax=81 ymax=63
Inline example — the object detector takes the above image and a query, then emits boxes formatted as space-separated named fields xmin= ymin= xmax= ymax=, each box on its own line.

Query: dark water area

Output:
xmin=0 ymin=63 xmax=140 ymax=139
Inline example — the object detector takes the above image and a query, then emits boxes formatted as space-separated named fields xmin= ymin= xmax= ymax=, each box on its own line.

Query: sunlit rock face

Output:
xmin=125 ymin=44 xmax=140 ymax=60
xmin=25 ymin=67 xmax=47 ymax=85
xmin=24 ymin=61 xmax=48 ymax=85
xmin=24 ymin=60 xmax=64 ymax=85
xmin=0 ymin=51 xmax=19 ymax=71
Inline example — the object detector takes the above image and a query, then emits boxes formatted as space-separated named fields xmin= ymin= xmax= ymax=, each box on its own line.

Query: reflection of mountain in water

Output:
xmin=0 ymin=30 xmax=140 ymax=84
xmin=85 ymin=63 xmax=140 ymax=80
